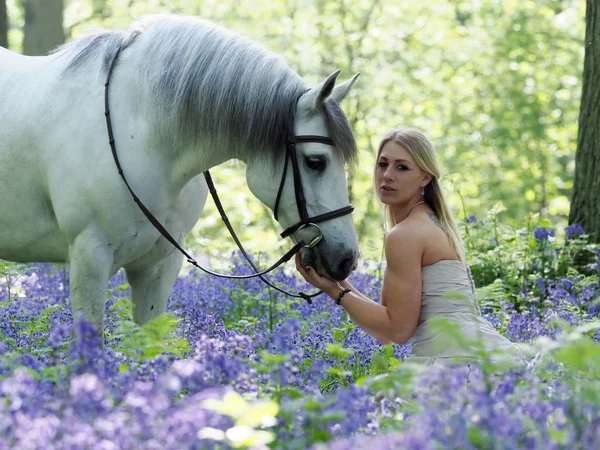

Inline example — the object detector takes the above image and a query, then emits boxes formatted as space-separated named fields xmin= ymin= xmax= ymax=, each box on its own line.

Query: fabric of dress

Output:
xmin=403 ymin=259 xmax=517 ymax=366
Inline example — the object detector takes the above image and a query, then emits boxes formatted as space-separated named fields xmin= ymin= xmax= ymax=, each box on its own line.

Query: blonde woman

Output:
xmin=296 ymin=128 xmax=515 ymax=365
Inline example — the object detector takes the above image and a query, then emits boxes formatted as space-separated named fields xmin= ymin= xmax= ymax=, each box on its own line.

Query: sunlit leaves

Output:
xmin=4 ymin=0 xmax=585 ymax=260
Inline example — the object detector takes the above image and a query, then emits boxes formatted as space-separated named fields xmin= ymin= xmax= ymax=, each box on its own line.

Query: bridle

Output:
xmin=103 ymin=45 xmax=354 ymax=303
xmin=274 ymin=135 xmax=355 ymax=243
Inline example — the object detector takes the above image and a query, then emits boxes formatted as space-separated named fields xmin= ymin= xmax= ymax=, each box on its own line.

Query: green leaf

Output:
xmin=467 ymin=426 xmax=488 ymax=447
xmin=325 ymin=367 xmax=353 ymax=378
xmin=332 ymin=329 xmax=345 ymax=341
xmin=325 ymin=343 xmax=354 ymax=360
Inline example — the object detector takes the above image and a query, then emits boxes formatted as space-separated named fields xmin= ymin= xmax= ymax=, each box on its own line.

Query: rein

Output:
xmin=103 ymin=45 xmax=354 ymax=303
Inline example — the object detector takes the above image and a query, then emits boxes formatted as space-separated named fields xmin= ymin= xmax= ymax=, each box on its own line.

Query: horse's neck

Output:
xmin=112 ymin=44 xmax=251 ymax=190
xmin=170 ymin=142 xmax=241 ymax=187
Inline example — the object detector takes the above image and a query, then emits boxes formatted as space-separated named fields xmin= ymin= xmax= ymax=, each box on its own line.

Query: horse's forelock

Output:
xmin=322 ymin=99 xmax=358 ymax=166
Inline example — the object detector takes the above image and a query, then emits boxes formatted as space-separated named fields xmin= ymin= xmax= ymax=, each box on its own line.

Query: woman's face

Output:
xmin=375 ymin=140 xmax=428 ymax=205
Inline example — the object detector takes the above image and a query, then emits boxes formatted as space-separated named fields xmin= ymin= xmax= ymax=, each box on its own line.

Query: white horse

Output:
xmin=0 ymin=15 xmax=360 ymax=331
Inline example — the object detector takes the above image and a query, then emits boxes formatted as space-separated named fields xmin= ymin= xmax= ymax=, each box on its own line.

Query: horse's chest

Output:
xmin=110 ymin=219 xmax=168 ymax=266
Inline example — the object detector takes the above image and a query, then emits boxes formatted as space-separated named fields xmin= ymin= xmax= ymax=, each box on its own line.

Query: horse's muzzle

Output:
xmin=302 ymin=244 xmax=358 ymax=281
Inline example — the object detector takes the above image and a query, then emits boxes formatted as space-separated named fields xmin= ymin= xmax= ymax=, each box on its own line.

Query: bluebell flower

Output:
xmin=533 ymin=227 xmax=555 ymax=242
xmin=1 ymin=250 xmax=600 ymax=449
xmin=565 ymin=224 xmax=584 ymax=240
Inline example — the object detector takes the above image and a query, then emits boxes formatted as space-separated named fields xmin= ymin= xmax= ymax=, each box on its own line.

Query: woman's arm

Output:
xmin=330 ymin=280 xmax=393 ymax=344
xmin=296 ymin=223 xmax=424 ymax=344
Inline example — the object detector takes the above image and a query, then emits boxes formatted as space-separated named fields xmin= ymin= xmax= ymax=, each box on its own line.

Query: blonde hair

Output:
xmin=375 ymin=128 xmax=466 ymax=261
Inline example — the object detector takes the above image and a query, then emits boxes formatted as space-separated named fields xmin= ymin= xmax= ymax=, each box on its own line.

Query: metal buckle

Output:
xmin=296 ymin=223 xmax=323 ymax=248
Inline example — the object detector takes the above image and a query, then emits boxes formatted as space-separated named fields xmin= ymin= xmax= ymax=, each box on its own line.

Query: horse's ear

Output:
xmin=331 ymin=73 xmax=360 ymax=104
xmin=304 ymin=70 xmax=341 ymax=111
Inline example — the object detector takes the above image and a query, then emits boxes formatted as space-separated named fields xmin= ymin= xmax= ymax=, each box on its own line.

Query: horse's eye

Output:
xmin=305 ymin=156 xmax=327 ymax=172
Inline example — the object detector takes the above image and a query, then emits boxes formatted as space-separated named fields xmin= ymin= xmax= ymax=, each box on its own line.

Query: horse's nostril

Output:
xmin=338 ymin=256 xmax=354 ymax=278
xmin=322 ymin=249 xmax=356 ymax=280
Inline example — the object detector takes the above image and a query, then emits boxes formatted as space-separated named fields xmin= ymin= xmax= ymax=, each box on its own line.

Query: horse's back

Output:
xmin=0 ymin=49 xmax=61 ymax=141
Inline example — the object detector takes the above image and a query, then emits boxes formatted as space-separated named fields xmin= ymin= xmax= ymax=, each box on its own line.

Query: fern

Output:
xmin=108 ymin=298 xmax=191 ymax=363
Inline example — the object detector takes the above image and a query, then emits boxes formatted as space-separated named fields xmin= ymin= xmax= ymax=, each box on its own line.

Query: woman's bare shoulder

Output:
xmin=388 ymin=218 xmax=429 ymax=239
xmin=386 ymin=219 xmax=429 ymax=251
xmin=385 ymin=221 xmax=425 ymax=269
xmin=386 ymin=211 xmax=452 ymax=254
xmin=391 ymin=213 xmax=440 ymax=237
xmin=410 ymin=211 xmax=458 ymax=262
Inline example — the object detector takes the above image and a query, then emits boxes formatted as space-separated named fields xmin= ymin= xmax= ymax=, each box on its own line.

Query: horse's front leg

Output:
xmin=69 ymin=227 xmax=114 ymax=333
xmin=124 ymin=248 xmax=184 ymax=325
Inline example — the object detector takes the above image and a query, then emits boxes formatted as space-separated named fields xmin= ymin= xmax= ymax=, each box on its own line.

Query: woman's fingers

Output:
xmin=295 ymin=253 xmax=319 ymax=285
xmin=295 ymin=253 xmax=309 ymax=278
xmin=295 ymin=253 xmax=304 ymax=273
xmin=295 ymin=253 xmax=336 ymax=293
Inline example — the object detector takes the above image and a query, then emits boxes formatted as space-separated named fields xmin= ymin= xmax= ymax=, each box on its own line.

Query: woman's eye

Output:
xmin=397 ymin=165 xmax=408 ymax=171
xmin=305 ymin=156 xmax=327 ymax=172
xmin=378 ymin=162 xmax=387 ymax=168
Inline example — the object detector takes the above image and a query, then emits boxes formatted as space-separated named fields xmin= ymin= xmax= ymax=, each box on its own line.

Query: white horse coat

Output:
xmin=0 ymin=15 xmax=360 ymax=331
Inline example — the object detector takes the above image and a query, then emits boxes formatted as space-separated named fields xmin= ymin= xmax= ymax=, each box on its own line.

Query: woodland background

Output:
xmin=2 ymin=4 xmax=600 ymax=448
xmin=1 ymin=0 xmax=593 ymax=260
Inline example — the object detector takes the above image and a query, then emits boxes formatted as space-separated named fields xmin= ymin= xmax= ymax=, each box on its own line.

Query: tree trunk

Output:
xmin=569 ymin=0 xmax=600 ymax=240
xmin=0 ymin=0 xmax=7 ymax=49
xmin=22 ymin=0 xmax=64 ymax=56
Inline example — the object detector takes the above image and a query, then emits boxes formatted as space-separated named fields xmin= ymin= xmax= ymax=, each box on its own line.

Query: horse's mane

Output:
xmin=55 ymin=15 xmax=357 ymax=164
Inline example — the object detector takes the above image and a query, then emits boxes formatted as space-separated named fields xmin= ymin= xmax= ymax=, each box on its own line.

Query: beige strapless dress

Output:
xmin=404 ymin=260 xmax=517 ymax=366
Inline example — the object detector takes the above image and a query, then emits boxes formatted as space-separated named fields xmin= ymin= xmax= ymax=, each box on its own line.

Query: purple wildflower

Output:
xmin=533 ymin=227 xmax=555 ymax=242
xmin=565 ymin=224 xmax=585 ymax=240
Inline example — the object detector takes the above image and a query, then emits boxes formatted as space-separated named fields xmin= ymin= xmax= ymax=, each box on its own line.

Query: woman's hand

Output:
xmin=295 ymin=253 xmax=339 ymax=293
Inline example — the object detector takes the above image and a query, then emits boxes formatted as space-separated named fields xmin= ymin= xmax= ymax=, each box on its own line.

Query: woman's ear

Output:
xmin=422 ymin=173 xmax=433 ymax=187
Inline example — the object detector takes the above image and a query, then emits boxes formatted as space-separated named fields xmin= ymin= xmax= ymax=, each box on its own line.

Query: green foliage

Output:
xmin=0 ymin=290 xmax=188 ymax=383
xmin=189 ymin=0 xmax=582 ymax=261
xmin=369 ymin=343 xmax=402 ymax=376
xmin=0 ymin=260 xmax=33 ymax=302
xmin=321 ymin=343 xmax=355 ymax=390
xmin=277 ymin=395 xmax=345 ymax=448
xmin=2 ymin=2 xmax=597 ymax=443
xmin=200 ymin=391 xmax=279 ymax=449
xmin=17 ymin=303 xmax=62 ymax=353
xmin=0 ymin=300 xmax=62 ymax=353
xmin=0 ymin=301 xmax=69 ymax=382
xmin=0 ymin=214 xmax=598 ymax=448
xmin=222 ymin=284 xmax=298 ymax=334
xmin=463 ymin=212 xmax=600 ymax=310
xmin=108 ymin=297 xmax=191 ymax=365
xmin=5 ymin=0 xmax=581 ymax=261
